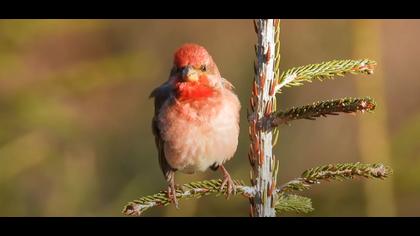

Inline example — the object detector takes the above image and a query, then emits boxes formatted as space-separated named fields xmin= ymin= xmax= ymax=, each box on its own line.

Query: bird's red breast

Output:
xmin=175 ymin=75 xmax=215 ymax=101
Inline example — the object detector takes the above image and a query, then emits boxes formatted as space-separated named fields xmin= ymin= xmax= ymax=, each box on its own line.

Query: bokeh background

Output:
xmin=0 ymin=19 xmax=419 ymax=216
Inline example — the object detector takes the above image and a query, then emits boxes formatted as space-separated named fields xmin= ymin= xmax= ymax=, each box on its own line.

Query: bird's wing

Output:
xmin=150 ymin=82 xmax=176 ymax=180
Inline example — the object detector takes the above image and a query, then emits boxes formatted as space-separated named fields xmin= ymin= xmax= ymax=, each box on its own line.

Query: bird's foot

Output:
xmin=219 ymin=165 xmax=236 ymax=199
xmin=167 ymin=184 xmax=179 ymax=209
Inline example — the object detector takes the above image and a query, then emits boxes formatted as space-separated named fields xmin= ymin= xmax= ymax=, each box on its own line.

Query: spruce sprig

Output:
xmin=122 ymin=179 xmax=251 ymax=216
xmin=275 ymin=194 xmax=314 ymax=214
xmin=263 ymin=97 xmax=376 ymax=129
xmin=278 ymin=162 xmax=393 ymax=193
xmin=276 ymin=59 xmax=376 ymax=90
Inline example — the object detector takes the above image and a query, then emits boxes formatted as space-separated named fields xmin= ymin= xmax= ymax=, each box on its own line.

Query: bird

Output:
xmin=150 ymin=43 xmax=241 ymax=207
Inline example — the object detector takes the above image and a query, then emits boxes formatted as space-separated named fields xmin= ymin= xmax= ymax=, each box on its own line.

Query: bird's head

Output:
xmin=171 ymin=43 xmax=222 ymax=100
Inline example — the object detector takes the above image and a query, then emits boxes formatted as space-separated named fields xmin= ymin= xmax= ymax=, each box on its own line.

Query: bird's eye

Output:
xmin=200 ymin=65 xmax=207 ymax=72
xmin=175 ymin=67 xmax=183 ymax=74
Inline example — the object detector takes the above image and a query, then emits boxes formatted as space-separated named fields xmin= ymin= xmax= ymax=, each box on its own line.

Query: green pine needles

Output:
xmin=122 ymin=162 xmax=392 ymax=216
xmin=260 ymin=97 xmax=377 ymax=130
xmin=275 ymin=194 xmax=314 ymax=214
xmin=122 ymin=20 xmax=393 ymax=216
xmin=278 ymin=163 xmax=392 ymax=193
xmin=276 ymin=59 xmax=376 ymax=90
xmin=123 ymin=179 xmax=249 ymax=216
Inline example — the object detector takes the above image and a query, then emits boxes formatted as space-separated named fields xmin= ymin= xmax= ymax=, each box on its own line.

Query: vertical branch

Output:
xmin=248 ymin=19 xmax=279 ymax=217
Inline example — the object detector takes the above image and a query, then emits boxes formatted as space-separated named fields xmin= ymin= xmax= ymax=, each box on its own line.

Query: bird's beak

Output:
xmin=181 ymin=65 xmax=199 ymax=82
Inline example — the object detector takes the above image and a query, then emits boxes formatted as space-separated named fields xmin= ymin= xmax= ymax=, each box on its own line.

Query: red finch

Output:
xmin=150 ymin=43 xmax=241 ymax=207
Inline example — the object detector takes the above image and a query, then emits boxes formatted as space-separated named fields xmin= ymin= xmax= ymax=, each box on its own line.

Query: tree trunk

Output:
xmin=249 ymin=19 xmax=278 ymax=217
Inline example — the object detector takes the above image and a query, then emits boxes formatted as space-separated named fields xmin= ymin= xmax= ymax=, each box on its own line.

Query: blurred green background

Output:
xmin=0 ymin=19 xmax=419 ymax=216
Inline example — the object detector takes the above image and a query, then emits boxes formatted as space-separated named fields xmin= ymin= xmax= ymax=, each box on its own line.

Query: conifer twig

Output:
xmin=275 ymin=194 xmax=314 ymax=214
xmin=276 ymin=59 xmax=376 ymax=91
xmin=277 ymin=162 xmax=393 ymax=193
xmin=122 ymin=179 xmax=253 ymax=216
xmin=260 ymin=97 xmax=376 ymax=130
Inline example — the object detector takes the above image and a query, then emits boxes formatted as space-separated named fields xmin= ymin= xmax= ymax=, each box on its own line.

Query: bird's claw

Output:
xmin=220 ymin=173 xmax=236 ymax=199
xmin=167 ymin=185 xmax=179 ymax=209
